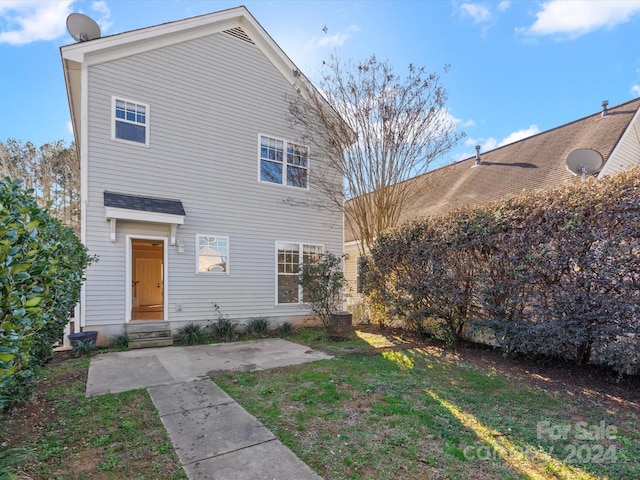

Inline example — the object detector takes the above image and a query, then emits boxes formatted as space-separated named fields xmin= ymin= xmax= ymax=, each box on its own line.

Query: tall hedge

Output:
xmin=365 ymin=167 xmax=640 ymax=373
xmin=0 ymin=179 xmax=93 ymax=409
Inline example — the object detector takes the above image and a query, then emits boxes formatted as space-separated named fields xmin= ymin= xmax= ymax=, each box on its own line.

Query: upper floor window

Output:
xmin=113 ymin=97 xmax=149 ymax=145
xmin=197 ymin=235 xmax=229 ymax=274
xmin=260 ymin=135 xmax=308 ymax=188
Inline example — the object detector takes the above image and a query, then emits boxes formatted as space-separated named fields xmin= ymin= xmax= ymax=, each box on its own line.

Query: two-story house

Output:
xmin=61 ymin=7 xmax=345 ymax=345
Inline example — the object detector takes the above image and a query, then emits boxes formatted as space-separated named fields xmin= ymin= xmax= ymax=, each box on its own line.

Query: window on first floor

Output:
xmin=276 ymin=242 xmax=322 ymax=304
xmin=260 ymin=135 xmax=308 ymax=188
xmin=197 ymin=235 xmax=229 ymax=273
xmin=113 ymin=97 xmax=148 ymax=145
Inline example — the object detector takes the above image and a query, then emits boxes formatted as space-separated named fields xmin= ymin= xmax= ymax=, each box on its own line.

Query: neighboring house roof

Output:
xmin=104 ymin=191 xmax=186 ymax=216
xmin=60 ymin=6 xmax=349 ymax=153
xmin=346 ymin=97 xmax=640 ymax=243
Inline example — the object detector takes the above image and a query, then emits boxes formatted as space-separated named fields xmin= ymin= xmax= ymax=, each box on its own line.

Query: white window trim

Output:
xmin=258 ymin=134 xmax=309 ymax=190
xmin=196 ymin=234 xmax=230 ymax=275
xmin=275 ymin=241 xmax=324 ymax=306
xmin=125 ymin=234 xmax=169 ymax=323
xmin=111 ymin=96 xmax=150 ymax=147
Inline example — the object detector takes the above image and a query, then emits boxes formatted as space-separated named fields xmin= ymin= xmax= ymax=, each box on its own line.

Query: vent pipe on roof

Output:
xmin=475 ymin=145 xmax=481 ymax=165
xmin=601 ymin=100 xmax=609 ymax=118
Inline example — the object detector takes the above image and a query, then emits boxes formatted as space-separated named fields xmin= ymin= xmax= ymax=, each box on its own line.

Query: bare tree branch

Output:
xmin=288 ymin=54 xmax=464 ymax=253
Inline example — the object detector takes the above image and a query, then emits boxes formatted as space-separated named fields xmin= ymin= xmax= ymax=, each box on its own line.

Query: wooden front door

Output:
xmin=131 ymin=239 xmax=164 ymax=320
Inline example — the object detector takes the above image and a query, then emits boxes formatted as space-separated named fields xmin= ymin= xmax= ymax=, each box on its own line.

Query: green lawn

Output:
xmin=216 ymin=329 xmax=640 ymax=480
xmin=1 ymin=355 xmax=185 ymax=480
xmin=3 ymin=329 xmax=638 ymax=479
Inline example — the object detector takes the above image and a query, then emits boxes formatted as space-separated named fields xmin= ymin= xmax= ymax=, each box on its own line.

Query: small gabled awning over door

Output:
xmin=104 ymin=191 xmax=185 ymax=245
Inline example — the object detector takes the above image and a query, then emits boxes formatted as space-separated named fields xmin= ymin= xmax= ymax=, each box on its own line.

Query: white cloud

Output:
xmin=91 ymin=1 xmax=112 ymax=34
xmin=519 ymin=0 xmax=640 ymax=39
xmin=306 ymin=25 xmax=361 ymax=49
xmin=0 ymin=0 xmax=74 ymax=45
xmin=632 ymin=85 xmax=640 ymax=97
xmin=498 ymin=1 xmax=511 ymax=12
xmin=459 ymin=124 xmax=540 ymax=159
xmin=66 ymin=120 xmax=74 ymax=135
xmin=497 ymin=124 xmax=540 ymax=146
xmin=458 ymin=3 xmax=493 ymax=24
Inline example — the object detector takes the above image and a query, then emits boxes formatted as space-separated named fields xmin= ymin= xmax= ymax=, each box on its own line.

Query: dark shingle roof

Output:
xmin=104 ymin=191 xmax=185 ymax=216
xmin=346 ymin=97 xmax=640 ymax=242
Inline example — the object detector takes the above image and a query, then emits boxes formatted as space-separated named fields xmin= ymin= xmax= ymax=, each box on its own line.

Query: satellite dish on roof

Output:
xmin=566 ymin=148 xmax=603 ymax=180
xmin=66 ymin=13 xmax=101 ymax=42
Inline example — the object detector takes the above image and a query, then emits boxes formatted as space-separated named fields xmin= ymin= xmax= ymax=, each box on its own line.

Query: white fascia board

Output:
xmin=60 ymin=6 xmax=302 ymax=91
xmin=105 ymin=206 xmax=184 ymax=225
xmin=61 ymin=6 xmax=248 ymax=65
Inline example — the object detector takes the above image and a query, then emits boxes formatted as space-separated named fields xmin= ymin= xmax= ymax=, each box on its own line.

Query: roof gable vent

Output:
xmin=223 ymin=27 xmax=255 ymax=45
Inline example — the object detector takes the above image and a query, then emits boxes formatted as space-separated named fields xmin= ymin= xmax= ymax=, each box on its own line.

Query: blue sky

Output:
xmin=2 ymin=0 xmax=640 ymax=165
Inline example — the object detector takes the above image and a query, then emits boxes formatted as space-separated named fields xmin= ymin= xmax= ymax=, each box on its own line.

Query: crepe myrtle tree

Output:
xmin=288 ymin=54 xmax=464 ymax=254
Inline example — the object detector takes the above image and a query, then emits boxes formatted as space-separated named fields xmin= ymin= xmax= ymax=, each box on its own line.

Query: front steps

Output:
xmin=126 ymin=321 xmax=173 ymax=349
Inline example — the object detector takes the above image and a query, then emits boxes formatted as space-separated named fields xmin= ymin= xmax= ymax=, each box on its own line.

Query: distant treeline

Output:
xmin=0 ymin=139 xmax=79 ymax=233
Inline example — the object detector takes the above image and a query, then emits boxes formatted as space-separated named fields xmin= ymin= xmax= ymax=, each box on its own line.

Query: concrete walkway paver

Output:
xmin=148 ymin=380 xmax=320 ymax=479
xmin=87 ymin=338 xmax=329 ymax=479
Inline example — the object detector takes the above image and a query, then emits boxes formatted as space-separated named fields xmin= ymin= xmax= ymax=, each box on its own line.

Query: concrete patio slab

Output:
xmin=86 ymin=338 xmax=332 ymax=396
xmin=88 ymin=339 xmax=329 ymax=479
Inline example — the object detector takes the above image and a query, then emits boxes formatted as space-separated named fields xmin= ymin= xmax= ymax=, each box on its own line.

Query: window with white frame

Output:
xmin=113 ymin=97 xmax=148 ymax=145
xmin=197 ymin=235 xmax=229 ymax=273
xmin=276 ymin=242 xmax=322 ymax=304
xmin=260 ymin=135 xmax=308 ymax=188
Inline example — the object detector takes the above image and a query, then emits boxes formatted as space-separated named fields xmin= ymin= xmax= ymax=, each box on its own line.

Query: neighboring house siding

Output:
xmin=83 ymin=32 xmax=342 ymax=328
xmin=599 ymin=112 xmax=640 ymax=177
xmin=344 ymin=242 xmax=360 ymax=306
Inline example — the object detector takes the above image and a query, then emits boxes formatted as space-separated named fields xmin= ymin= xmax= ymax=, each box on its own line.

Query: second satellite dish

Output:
xmin=566 ymin=148 xmax=603 ymax=179
xmin=66 ymin=13 xmax=101 ymax=42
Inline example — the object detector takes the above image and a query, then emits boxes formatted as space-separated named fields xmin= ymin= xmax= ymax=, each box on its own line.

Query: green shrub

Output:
xmin=177 ymin=322 xmax=207 ymax=345
xmin=111 ymin=333 xmax=129 ymax=349
xmin=276 ymin=321 xmax=293 ymax=337
xmin=246 ymin=317 xmax=270 ymax=337
xmin=72 ymin=340 xmax=94 ymax=358
xmin=366 ymin=167 xmax=640 ymax=373
xmin=212 ymin=318 xmax=236 ymax=342
xmin=299 ymin=252 xmax=347 ymax=331
xmin=0 ymin=178 xmax=94 ymax=409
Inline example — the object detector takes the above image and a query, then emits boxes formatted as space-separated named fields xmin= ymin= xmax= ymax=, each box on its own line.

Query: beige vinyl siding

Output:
xmin=83 ymin=32 xmax=342 ymax=328
xmin=600 ymin=113 xmax=640 ymax=177
xmin=344 ymin=243 xmax=360 ymax=306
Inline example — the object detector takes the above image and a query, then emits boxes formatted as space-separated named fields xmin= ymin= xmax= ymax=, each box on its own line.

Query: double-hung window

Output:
xmin=260 ymin=135 xmax=308 ymax=188
xmin=113 ymin=97 xmax=149 ymax=145
xmin=276 ymin=242 xmax=322 ymax=304
xmin=197 ymin=235 xmax=229 ymax=273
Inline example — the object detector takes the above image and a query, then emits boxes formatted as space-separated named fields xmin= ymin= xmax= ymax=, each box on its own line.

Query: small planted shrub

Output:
xmin=276 ymin=322 xmax=293 ymax=337
xmin=208 ymin=304 xmax=237 ymax=342
xmin=212 ymin=318 xmax=236 ymax=342
xmin=111 ymin=333 xmax=129 ymax=349
xmin=246 ymin=317 xmax=270 ymax=337
xmin=72 ymin=340 xmax=94 ymax=358
xmin=177 ymin=322 xmax=206 ymax=345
